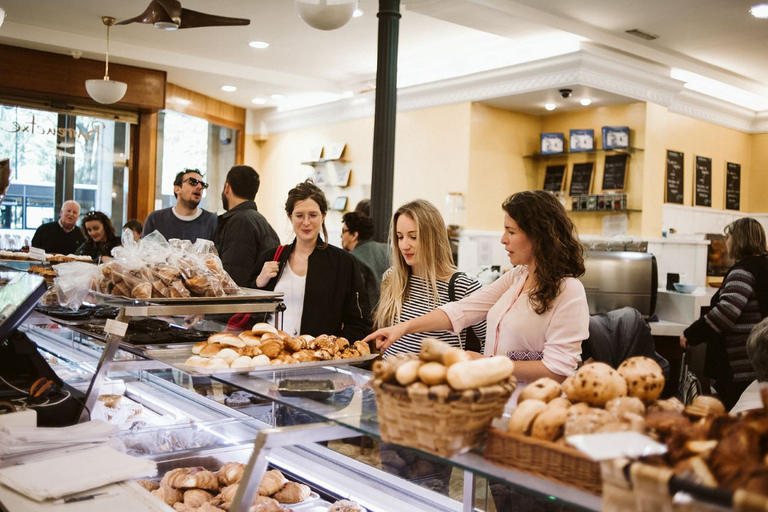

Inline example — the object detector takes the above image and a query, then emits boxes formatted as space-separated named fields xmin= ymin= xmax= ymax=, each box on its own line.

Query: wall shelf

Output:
xmin=301 ymin=159 xmax=347 ymax=166
xmin=525 ymin=147 xmax=644 ymax=160
xmin=568 ymin=209 xmax=642 ymax=214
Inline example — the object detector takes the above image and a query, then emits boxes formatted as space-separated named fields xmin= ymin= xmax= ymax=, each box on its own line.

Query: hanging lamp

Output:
xmin=294 ymin=0 xmax=358 ymax=31
xmin=85 ymin=16 xmax=127 ymax=104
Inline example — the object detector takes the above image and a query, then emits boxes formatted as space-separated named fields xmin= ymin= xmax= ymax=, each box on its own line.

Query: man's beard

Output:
xmin=179 ymin=196 xmax=201 ymax=210
xmin=221 ymin=192 xmax=229 ymax=211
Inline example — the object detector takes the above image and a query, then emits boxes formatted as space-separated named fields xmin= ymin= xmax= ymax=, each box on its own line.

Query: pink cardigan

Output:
xmin=439 ymin=266 xmax=589 ymax=377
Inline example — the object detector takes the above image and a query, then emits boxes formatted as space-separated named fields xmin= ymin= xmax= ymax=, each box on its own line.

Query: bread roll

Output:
xmin=185 ymin=356 xmax=210 ymax=368
xmin=272 ymin=482 xmax=311 ymax=504
xmin=207 ymin=358 xmax=230 ymax=370
xmin=567 ymin=362 xmax=627 ymax=407
xmin=446 ymin=356 xmax=514 ymax=390
xmin=251 ymin=354 xmax=270 ymax=367
xmin=257 ymin=469 xmax=287 ymax=496
xmin=230 ymin=356 xmax=253 ymax=369
xmin=218 ymin=334 xmax=246 ymax=349
xmin=546 ymin=397 xmax=572 ymax=410
xmin=419 ymin=338 xmax=452 ymax=363
xmin=617 ymin=356 xmax=665 ymax=405
xmin=530 ymin=405 xmax=568 ymax=441
xmin=277 ymin=330 xmax=292 ymax=340
xmin=443 ymin=347 xmax=470 ymax=367
xmin=518 ymin=377 xmax=562 ymax=404
xmin=687 ymin=395 xmax=726 ymax=417
xmin=192 ymin=341 xmax=207 ymax=354
xmin=418 ymin=362 xmax=447 ymax=385
xmin=239 ymin=331 xmax=262 ymax=346
xmin=395 ymin=360 xmax=423 ymax=386
xmin=252 ymin=323 xmax=279 ymax=336
xmin=214 ymin=348 xmax=241 ymax=365
xmin=508 ymin=399 xmax=547 ymax=435
xmin=200 ymin=343 xmax=223 ymax=358
xmin=605 ymin=396 xmax=646 ymax=420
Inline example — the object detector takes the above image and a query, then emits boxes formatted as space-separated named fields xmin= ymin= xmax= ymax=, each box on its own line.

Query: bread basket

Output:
xmin=372 ymin=377 xmax=516 ymax=458
xmin=483 ymin=427 xmax=602 ymax=495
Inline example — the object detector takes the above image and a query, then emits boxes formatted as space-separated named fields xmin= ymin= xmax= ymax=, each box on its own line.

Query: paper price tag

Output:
xmin=104 ymin=319 xmax=128 ymax=337
xmin=28 ymin=247 xmax=46 ymax=262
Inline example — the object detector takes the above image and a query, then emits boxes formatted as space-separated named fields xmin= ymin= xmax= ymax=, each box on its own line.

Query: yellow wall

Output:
xmin=749 ymin=133 xmax=768 ymax=212
xmin=467 ymin=104 xmax=541 ymax=230
xmin=249 ymin=103 xmax=472 ymax=242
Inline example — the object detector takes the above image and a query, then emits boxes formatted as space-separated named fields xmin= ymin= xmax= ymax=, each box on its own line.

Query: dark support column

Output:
xmin=370 ymin=0 xmax=401 ymax=242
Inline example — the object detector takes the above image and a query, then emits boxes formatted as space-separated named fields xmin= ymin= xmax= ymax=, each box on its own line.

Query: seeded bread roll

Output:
xmin=617 ymin=356 xmax=665 ymax=405
xmin=566 ymin=362 xmax=627 ymax=407
xmin=530 ymin=405 xmax=568 ymax=441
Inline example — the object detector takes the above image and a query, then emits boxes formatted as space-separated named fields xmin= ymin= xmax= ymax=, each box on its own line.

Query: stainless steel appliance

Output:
xmin=580 ymin=251 xmax=658 ymax=316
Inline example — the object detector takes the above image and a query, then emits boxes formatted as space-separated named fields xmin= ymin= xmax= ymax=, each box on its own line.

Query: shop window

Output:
xmin=0 ymin=104 xmax=131 ymax=244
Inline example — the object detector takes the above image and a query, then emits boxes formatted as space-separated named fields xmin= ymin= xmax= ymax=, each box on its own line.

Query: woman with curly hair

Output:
xmin=364 ymin=190 xmax=589 ymax=383
xmin=76 ymin=211 xmax=120 ymax=264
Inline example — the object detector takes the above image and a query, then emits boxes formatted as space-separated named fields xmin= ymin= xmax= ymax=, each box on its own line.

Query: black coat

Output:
xmin=213 ymin=201 xmax=279 ymax=287
xmin=254 ymin=241 xmax=372 ymax=342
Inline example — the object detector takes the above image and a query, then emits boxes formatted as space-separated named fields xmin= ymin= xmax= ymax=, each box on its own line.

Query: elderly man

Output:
xmin=731 ymin=317 xmax=768 ymax=414
xmin=143 ymin=169 xmax=217 ymax=243
xmin=30 ymin=200 xmax=85 ymax=254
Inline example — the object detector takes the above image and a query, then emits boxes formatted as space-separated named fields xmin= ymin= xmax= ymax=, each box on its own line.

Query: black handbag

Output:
xmin=448 ymin=273 xmax=484 ymax=352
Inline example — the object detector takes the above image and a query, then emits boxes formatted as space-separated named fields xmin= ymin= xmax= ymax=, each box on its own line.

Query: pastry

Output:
xmin=283 ymin=337 xmax=304 ymax=352
xmin=352 ymin=340 xmax=370 ymax=356
xmin=446 ymin=356 xmax=514 ymax=390
xmin=508 ymin=399 xmax=547 ymax=435
xmin=314 ymin=348 xmax=335 ymax=360
xmin=335 ymin=337 xmax=350 ymax=352
xmin=137 ymin=479 xmax=160 ymax=492
xmin=132 ymin=282 xmax=152 ymax=299
xmin=252 ymin=323 xmax=279 ymax=336
xmin=162 ymin=467 xmax=219 ymax=491
xmin=182 ymin=489 xmax=214 ymax=508
xmin=239 ymin=345 xmax=263 ymax=357
xmin=617 ymin=356 xmax=665 ymax=405
xmin=518 ymin=377 xmax=562 ymax=404
xmin=239 ymin=332 xmax=262 ymax=346
xmin=292 ymin=349 xmax=317 ymax=362
xmin=313 ymin=336 xmax=338 ymax=355
xmin=152 ymin=484 xmax=183 ymax=506
xmin=219 ymin=483 xmax=239 ymax=502
xmin=259 ymin=338 xmax=284 ymax=358
xmin=328 ymin=499 xmax=367 ymax=511
xmin=257 ymin=469 xmax=287 ymax=496
xmin=272 ymin=482 xmax=310 ymax=504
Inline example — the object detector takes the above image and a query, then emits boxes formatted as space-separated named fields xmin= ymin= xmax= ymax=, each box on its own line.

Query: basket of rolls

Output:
xmin=484 ymin=357 xmax=668 ymax=496
xmin=372 ymin=338 xmax=516 ymax=458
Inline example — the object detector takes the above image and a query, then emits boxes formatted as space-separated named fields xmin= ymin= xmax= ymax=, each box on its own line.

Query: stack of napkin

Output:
xmin=0 ymin=419 xmax=120 ymax=459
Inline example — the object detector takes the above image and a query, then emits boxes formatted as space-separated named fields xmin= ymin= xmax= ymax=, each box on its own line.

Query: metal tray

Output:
xmin=145 ymin=347 xmax=378 ymax=376
xmin=94 ymin=286 xmax=283 ymax=304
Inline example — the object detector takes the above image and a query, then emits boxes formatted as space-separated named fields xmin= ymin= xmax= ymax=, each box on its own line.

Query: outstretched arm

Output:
xmin=362 ymin=309 xmax=452 ymax=351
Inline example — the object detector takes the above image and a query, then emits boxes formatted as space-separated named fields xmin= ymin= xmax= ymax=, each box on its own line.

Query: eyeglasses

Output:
xmin=183 ymin=177 xmax=209 ymax=189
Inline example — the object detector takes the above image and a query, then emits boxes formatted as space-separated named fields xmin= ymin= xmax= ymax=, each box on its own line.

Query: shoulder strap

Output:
xmin=448 ymin=272 xmax=463 ymax=302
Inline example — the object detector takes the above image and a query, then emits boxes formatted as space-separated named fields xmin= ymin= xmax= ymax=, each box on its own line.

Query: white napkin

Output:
xmin=1 ymin=419 xmax=118 ymax=444
xmin=0 ymin=446 xmax=156 ymax=501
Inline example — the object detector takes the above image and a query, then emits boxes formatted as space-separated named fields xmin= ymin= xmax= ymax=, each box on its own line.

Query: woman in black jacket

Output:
xmin=254 ymin=180 xmax=372 ymax=341
xmin=76 ymin=211 xmax=120 ymax=263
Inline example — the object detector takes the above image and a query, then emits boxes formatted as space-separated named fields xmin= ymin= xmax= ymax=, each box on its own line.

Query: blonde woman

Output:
xmin=376 ymin=199 xmax=486 ymax=358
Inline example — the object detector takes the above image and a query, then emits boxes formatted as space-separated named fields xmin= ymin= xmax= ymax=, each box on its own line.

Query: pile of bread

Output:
xmin=0 ymin=250 xmax=92 ymax=263
xmin=89 ymin=253 xmax=239 ymax=299
xmin=372 ymin=338 xmax=516 ymax=394
xmin=184 ymin=322 xmax=371 ymax=370
xmin=508 ymin=357 xmax=668 ymax=442
xmin=141 ymin=465 xmax=308 ymax=511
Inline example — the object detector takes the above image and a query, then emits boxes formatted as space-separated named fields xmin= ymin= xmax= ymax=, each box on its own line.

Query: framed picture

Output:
xmin=314 ymin=169 xmax=327 ymax=186
xmin=333 ymin=166 xmax=352 ymax=187
xmin=602 ymin=126 xmax=630 ymax=149
xmin=541 ymin=132 xmax=565 ymax=155
xmin=332 ymin=196 xmax=348 ymax=211
xmin=569 ymin=129 xmax=594 ymax=152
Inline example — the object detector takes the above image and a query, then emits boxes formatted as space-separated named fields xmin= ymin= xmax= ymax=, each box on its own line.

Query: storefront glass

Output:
xmin=0 ymin=104 xmax=131 ymax=247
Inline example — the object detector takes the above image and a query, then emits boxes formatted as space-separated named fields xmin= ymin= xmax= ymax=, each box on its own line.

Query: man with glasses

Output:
xmin=142 ymin=169 xmax=217 ymax=243
xmin=214 ymin=165 xmax=279 ymax=287
xmin=30 ymin=200 xmax=85 ymax=255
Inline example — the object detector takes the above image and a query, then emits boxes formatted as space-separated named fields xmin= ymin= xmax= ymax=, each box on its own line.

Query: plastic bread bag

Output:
xmin=53 ymin=261 xmax=103 ymax=310
xmin=193 ymin=239 xmax=241 ymax=294
xmin=171 ymin=252 xmax=226 ymax=297
xmin=105 ymin=258 xmax=152 ymax=299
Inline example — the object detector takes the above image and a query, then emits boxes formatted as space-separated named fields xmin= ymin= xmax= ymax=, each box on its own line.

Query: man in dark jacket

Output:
xmin=214 ymin=166 xmax=279 ymax=287
xmin=30 ymin=200 xmax=85 ymax=254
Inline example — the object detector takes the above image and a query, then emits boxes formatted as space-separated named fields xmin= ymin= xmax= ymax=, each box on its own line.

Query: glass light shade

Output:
xmin=85 ymin=79 xmax=128 ymax=104
xmin=294 ymin=0 xmax=358 ymax=31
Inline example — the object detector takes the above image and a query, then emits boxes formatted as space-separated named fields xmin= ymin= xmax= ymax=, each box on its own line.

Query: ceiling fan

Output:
xmin=116 ymin=0 xmax=250 ymax=30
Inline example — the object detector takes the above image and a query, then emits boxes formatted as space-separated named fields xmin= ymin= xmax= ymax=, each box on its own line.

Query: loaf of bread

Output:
xmin=446 ymin=356 xmax=514 ymax=390
xmin=518 ymin=377 xmax=562 ymax=404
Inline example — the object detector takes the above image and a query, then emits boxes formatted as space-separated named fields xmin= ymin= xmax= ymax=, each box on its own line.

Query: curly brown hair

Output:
xmin=285 ymin=179 xmax=329 ymax=249
xmin=502 ymin=190 xmax=584 ymax=314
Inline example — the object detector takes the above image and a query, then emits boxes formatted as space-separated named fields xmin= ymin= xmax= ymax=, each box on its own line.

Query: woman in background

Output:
xmin=681 ymin=217 xmax=768 ymax=409
xmin=76 ymin=211 xmax=120 ymax=263
xmin=122 ymin=219 xmax=143 ymax=242
xmin=375 ymin=199 xmax=486 ymax=357
xmin=254 ymin=180 xmax=371 ymax=341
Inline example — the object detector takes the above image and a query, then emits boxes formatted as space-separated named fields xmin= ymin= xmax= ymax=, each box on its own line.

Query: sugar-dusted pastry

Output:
xmin=312 ymin=335 xmax=338 ymax=355
xmin=272 ymin=482 xmax=310 ymax=504
xmin=257 ymin=469 xmax=287 ymax=496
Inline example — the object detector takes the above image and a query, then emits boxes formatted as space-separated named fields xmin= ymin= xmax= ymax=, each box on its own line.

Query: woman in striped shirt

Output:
xmin=375 ymin=199 xmax=486 ymax=358
xmin=681 ymin=217 xmax=768 ymax=410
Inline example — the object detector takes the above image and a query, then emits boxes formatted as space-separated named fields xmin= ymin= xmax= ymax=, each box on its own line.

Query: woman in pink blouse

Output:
xmin=364 ymin=190 xmax=589 ymax=383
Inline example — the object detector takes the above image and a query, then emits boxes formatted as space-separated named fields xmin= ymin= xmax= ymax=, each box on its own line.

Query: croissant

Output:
xmin=311 ymin=335 xmax=337 ymax=355
xmin=249 ymin=500 xmax=282 ymax=512
xmin=334 ymin=337 xmax=350 ymax=352
xmin=353 ymin=340 xmax=371 ymax=356
xmin=272 ymin=482 xmax=311 ymax=504
xmin=152 ymin=484 xmax=183 ymax=506
xmin=163 ymin=467 xmax=219 ymax=492
xmin=283 ymin=337 xmax=304 ymax=353
xmin=182 ymin=489 xmax=214 ymax=508
xmin=257 ymin=469 xmax=288 ymax=496
xmin=314 ymin=349 xmax=334 ymax=360
xmin=239 ymin=346 xmax=263 ymax=357
xmin=260 ymin=338 xmax=284 ymax=358
xmin=219 ymin=484 xmax=238 ymax=502
xmin=292 ymin=349 xmax=318 ymax=363
xmin=340 ymin=348 xmax=361 ymax=359
xmin=132 ymin=282 xmax=152 ymax=299
xmin=137 ymin=479 xmax=160 ymax=492
xmin=218 ymin=462 xmax=245 ymax=487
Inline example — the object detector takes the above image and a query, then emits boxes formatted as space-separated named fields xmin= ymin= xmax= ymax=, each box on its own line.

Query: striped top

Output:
xmin=703 ymin=268 xmax=763 ymax=381
xmin=383 ymin=273 xmax=487 ymax=358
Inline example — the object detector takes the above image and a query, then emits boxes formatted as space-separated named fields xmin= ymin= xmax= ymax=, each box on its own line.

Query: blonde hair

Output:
xmin=375 ymin=200 xmax=456 ymax=329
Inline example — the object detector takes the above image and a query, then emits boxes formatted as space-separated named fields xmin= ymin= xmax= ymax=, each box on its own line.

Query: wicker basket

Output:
xmin=372 ymin=378 xmax=516 ymax=458
xmin=483 ymin=427 xmax=603 ymax=495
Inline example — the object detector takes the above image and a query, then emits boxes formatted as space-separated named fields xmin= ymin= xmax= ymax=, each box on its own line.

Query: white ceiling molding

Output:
xmin=253 ymin=48 xmax=768 ymax=136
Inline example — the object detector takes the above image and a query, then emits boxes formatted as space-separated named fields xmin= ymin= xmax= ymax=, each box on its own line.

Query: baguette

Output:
xmin=446 ymin=356 xmax=514 ymax=390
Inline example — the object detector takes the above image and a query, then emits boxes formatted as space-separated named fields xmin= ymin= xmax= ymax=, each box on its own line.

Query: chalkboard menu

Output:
xmin=569 ymin=162 xmax=594 ymax=196
xmin=695 ymin=155 xmax=712 ymax=207
xmin=602 ymin=154 xmax=628 ymax=190
xmin=543 ymin=165 xmax=566 ymax=192
xmin=725 ymin=162 xmax=741 ymax=211
xmin=665 ymin=150 xmax=684 ymax=204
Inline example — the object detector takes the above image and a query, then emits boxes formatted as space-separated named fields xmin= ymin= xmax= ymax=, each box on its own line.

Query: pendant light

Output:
xmin=294 ymin=0 xmax=358 ymax=31
xmin=85 ymin=16 xmax=127 ymax=104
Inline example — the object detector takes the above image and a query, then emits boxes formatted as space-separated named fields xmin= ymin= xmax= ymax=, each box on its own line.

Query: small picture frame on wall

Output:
xmin=325 ymin=142 xmax=346 ymax=160
xmin=333 ymin=166 xmax=352 ymax=187
xmin=569 ymin=129 xmax=594 ymax=152
xmin=332 ymin=196 xmax=348 ymax=211
xmin=307 ymin=145 xmax=324 ymax=162
xmin=602 ymin=126 xmax=630 ymax=149
xmin=541 ymin=133 xmax=565 ymax=155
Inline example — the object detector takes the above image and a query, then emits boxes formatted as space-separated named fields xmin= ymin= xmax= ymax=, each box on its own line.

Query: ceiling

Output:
xmin=1 ymin=0 xmax=767 ymax=123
